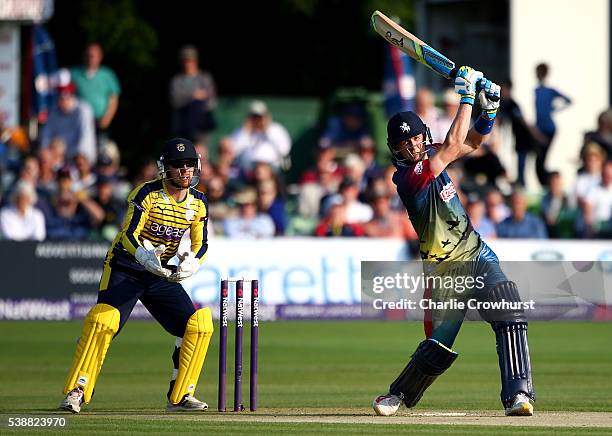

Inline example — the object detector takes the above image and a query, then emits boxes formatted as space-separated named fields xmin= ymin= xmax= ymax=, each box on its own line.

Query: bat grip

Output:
xmin=449 ymin=68 xmax=499 ymax=102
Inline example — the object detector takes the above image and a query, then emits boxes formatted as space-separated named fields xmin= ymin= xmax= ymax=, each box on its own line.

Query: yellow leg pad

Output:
xmin=170 ymin=308 xmax=214 ymax=404
xmin=63 ymin=303 xmax=120 ymax=404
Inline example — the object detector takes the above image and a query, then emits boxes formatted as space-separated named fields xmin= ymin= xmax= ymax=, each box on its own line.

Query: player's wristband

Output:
xmin=460 ymin=95 xmax=475 ymax=105
xmin=474 ymin=113 xmax=495 ymax=135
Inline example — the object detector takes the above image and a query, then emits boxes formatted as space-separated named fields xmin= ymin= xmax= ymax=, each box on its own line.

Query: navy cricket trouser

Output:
xmin=97 ymin=265 xmax=196 ymax=337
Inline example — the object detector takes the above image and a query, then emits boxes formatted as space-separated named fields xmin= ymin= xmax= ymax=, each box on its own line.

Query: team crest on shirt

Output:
xmin=185 ymin=209 xmax=195 ymax=221
xmin=439 ymin=182 xmax=457 ymax=202
xmin=414 ymin=161 xmax=423 ymax=175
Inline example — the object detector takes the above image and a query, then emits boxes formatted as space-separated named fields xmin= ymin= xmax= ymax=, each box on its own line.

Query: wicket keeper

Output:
xmin=372 ymin=67 xmax=535 ymax=416
xmin=60 ymin=138 xmax=213 ymax=413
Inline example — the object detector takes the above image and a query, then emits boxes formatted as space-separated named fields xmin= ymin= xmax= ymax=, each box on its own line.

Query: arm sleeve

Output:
xmin=108 ymin=69 xmax=121 ymax=96
xmin=190 ymin=198 xmax=209 ymax=263
xmin=554 ymin=88 xmax=571 ymax=104
xmin=120 ymin=185 xmax=152 ymax=256
xmin=268 ymin=124 xmax=291 ymax=157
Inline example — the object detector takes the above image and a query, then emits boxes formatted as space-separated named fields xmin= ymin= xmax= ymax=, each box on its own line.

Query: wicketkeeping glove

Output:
xmin=168 ymin=251 xmax=200 ymax=282
xmin=135 ymin=239 xmax=171 ymax=277
xmin=454 ymin=66 xmax=483 ymax=105
xmin=478 ymin=78 xmax=501 ymax=119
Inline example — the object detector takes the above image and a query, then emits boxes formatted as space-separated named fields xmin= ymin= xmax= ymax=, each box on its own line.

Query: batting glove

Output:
xmin=478 ymin=78 xmax=501 ymax=119
xmin=168 ymin=251 xmax=200 ymax=282
xmin=454 ymin=66 xmax=483 ymax=105
xmin=135 ymin=240 xmax=171 ymax=277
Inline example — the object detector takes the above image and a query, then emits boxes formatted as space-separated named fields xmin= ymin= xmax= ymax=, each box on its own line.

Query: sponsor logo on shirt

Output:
xmin=414 ymin=161 xmax=423 ymax=175
xmin=439 ymin=182 xmax=457 ymax=202
xmin=150 ymin=222 xmax=187 ymax=241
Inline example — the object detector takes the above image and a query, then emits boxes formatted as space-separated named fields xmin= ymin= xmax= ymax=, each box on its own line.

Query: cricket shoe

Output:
xmin=166 ymin=395 xmax=208 ymax=412
xmin=505 ymin=393 xmax=534 ymax=416
xmin=59 ymin=387 xmax=84 ymax=414
xmin=372 ymin=393 xmax=402 ymax=416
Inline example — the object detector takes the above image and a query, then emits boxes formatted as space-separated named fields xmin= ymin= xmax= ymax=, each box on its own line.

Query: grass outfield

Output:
xmin=0 ymin=321 xmax=611 ymax=434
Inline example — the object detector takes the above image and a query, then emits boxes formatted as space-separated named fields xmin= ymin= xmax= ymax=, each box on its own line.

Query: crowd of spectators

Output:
xmin=0 ymin=48 xmax=609 ymax=243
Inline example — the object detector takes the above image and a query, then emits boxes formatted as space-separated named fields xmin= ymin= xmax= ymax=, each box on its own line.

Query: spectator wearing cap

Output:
xmin=170 ymin=45 xmax=217 ymax=144
xmin=319 ymin=102 xmax=374 ymax=158
xmin=40 ymin=75 xmax=96 ymax=164
xmin=583 ymin=160 xmax=612 ymax=238
xmin=70 ymin=43 xmax=121 ymax=136
xmin=314 ymin=195 xmax=364 ymax=237
xmin=496 ymin=190 xmax=548 ymax=239
xmin=95 ymin=140 xmax=131 ymax=200
xmin=0 ymin=181 xmax=45 ymax=241
xmin=466 ymin=196 xmax=496 ymax=240
xmin=231 ymin=100 xmax=291 ymax=172
xmin=223 ymin=188 xmax=275 ymax=239
xmin=363 ymin=187 xmax=417 ymax=239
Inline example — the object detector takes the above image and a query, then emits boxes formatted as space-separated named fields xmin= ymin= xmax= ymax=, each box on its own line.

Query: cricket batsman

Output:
xmin=372 ymin=67 xmax=535 ymax=416
xmin=60 ymin=138 xmax=213 ymax=413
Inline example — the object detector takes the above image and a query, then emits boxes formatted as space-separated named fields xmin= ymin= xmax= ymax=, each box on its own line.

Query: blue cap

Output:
xmin=387 ymin=111 xmax=427 ymax=146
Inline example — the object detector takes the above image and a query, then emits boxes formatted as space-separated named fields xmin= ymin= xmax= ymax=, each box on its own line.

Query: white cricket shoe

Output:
xmin=372 ymin=393 xmax=402 ymax=416
xmin=166 ymin=395 xmax=209 ymax=412
xmin=59 ymin=387 xmax=84 ymax=414
xmin=505 ymin=393 xmax=534 ymax=416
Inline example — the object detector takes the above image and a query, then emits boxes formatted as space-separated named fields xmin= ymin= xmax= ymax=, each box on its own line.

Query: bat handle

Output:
xmin=449 ymin=68 xmax=499 ymax=102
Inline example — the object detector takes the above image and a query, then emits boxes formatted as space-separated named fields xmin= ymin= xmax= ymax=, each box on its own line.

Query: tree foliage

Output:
xmin=78 ymin=0 xmax=158 ymax=69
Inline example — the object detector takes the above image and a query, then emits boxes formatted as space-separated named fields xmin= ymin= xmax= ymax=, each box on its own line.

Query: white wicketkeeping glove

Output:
xmin=135 ymin=240 xmax=171 ymax=277
xmin=168 ymin=251 xmax=200 ymax=282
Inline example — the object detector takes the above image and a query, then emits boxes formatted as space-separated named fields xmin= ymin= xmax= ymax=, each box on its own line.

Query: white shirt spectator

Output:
xmin=224 ymin=214 xmax=275 ymax=239
xmin=231 ymin=100 xmax=291 ymax=170
xmin=586 ymin=183 xmax=612 ymax=222
xmin=0 ymin=181 xmax=46 ymax=241
xmin=345 ymin=200 xmax=373 ymax=224
xmin=0 ymin=206 xmax=46 ymax=241
xmin=573 ymin=173 xmax=601 ymax=206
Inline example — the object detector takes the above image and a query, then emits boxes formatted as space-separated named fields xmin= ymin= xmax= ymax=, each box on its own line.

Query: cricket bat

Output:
xmin=371 ymin=10 xmax=457 ymax=79
xmin=371 ymin=10 xmax=497 ymax=102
